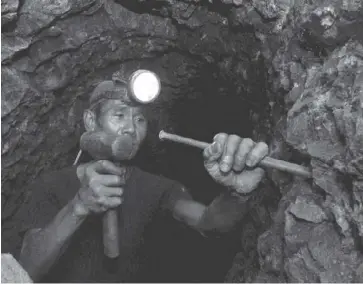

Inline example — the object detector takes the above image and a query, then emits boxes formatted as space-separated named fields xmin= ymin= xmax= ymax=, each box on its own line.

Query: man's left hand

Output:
xmin=203 ymin=133 xmax=269 ymax=195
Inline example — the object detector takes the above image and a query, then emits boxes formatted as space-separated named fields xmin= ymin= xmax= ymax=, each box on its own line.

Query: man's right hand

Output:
xmin=74 ymin=160 xmax=125 ymax=216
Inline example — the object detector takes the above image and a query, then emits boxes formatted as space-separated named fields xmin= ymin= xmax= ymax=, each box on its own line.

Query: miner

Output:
xmin=11 ymin=71 xmax=268 ymax=283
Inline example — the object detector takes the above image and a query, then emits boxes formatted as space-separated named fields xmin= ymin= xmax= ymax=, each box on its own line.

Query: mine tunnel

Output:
xmin=2 ymin=0 xmax=363 ymax=283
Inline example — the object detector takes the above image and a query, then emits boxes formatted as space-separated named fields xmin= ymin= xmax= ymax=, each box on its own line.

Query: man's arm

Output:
xmin=171 ymin=191 xmax=251 ymax=235
xmin=169 ymin=133 xmax=268 ymax=235
xmin=19 ymin=160 xmax=125 ymax=282
xmin=19 ymin=195 xmax=88 ymax=281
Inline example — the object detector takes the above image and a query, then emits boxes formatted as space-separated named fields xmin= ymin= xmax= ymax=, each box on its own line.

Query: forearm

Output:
xmin=196 ymin=191 xmax=251 ymax=234
xmin=19 ymin=194 xmax=88 ymax=282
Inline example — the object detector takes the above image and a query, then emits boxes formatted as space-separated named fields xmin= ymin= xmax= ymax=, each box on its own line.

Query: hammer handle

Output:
xmin=159 ymin=130 xmax=312 ymax=179
xmin=103 ymin=210 xmax=119 ymax=258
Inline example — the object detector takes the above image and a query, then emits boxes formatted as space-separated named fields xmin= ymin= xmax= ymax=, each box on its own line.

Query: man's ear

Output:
xmin=83 ymin=109 xmax=97 ymax=131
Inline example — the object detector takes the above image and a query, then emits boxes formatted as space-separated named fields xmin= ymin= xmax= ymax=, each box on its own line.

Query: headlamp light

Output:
xmin=128 ymin=69 xmax=161 ymax=104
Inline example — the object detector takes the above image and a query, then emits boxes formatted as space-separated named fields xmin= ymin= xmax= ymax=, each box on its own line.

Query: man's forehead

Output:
xmin=100 ymin=99 xmax=144 ymax=113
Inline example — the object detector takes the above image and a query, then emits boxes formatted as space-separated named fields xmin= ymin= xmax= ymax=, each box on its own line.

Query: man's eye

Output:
xmin=135 ymin=116 xmax=146 ymax=123
xmin=115 ymin=113 xmax=124 ymax=118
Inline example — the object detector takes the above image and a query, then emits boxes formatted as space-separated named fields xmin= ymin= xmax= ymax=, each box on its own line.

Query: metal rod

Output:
xmin=159 ymin=130 xmax=312 ymax=179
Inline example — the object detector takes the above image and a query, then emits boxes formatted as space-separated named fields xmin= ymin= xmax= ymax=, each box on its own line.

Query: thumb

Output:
xmin=203 ymin=142 xmax=223 ymax=169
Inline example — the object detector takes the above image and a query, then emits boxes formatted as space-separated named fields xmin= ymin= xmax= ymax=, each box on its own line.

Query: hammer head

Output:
xmin=80 ymin=131 xmax=137 ymax=161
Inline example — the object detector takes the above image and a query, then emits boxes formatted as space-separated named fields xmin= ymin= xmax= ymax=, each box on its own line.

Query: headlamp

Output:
xmin=128 ymin=69 xmax=161 ymax=104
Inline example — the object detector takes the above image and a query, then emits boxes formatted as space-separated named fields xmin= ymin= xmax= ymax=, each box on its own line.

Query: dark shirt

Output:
xmin=10 ymin=166 xmax=192 ymax=282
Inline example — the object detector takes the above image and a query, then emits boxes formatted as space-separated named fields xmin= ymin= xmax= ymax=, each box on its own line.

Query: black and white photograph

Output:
xmin=1 ymin=0 xmax=363 ymax=283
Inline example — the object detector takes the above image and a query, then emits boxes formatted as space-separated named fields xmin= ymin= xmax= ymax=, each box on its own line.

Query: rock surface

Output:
xmin=241 ymin=0 xmax=363 ymax=282
xmin=1 ymin=254 xmax=33 ymax=283
xmin=1 ymin=0 xmax=363 ymax=282
xmin=1 ymin=0 xmax=19 ymax=26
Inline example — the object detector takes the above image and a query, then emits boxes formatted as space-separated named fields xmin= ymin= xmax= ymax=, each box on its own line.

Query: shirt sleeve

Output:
xmin=3 ymin=172 xmax=65 ymax=260
xmin=160 ymin=181 xmax=193 ymax=214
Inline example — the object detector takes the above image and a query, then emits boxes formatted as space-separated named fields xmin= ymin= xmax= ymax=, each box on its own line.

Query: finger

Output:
xmin=235 ymin=168 xmax=265 ymax=194
xmin=99 ymin=196 xmax=123 ymax=209
xmin=99 ymin=174 xmax=125 ymax=187
xmin=233 ymin=138 xmax=255 ymax=172
xmin=203 ymin=133 xmax=227 ymax=166
xmin=203 ymin=141 xmax=223 ymax=163
xmin=94 ymin=185 xmax=123 ymax=197
xmin=212 ymin=133 xmax=228 ymax=162
xmin=220 ymin=135 xmax=242 ymax=173
xmin=213 ymin=133 xmax=228 ymax=145
xmin=93 ymin=160 xmax=125 ymax=176
xmin=108 ymin=197 xmax=123 ymax=208
xmin=246 ymin=142 xmax=269 ymax=167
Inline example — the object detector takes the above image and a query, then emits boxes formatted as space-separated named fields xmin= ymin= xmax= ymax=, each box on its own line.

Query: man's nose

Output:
xmin=121 ymin=118 xmax=136 ymax=135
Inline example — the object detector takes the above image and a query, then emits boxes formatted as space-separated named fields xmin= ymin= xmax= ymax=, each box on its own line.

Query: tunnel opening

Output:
xmin=97 ymin=53 xmax=270 ymax=282
xmin=136 ymin=58 xmax=263 ymax=198
xmin=130 ymin=58 xmax=268 ymax=282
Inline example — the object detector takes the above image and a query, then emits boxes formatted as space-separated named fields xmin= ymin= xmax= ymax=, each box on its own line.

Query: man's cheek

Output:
xmin=137 ymin=126 xmax=147 ymax=143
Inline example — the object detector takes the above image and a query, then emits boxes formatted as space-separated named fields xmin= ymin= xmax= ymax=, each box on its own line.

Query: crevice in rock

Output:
xmin=1 ymin=0 xmax=24 ymax=32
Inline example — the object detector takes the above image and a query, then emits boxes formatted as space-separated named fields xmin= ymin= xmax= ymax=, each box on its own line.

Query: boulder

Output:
xmin=1 ymin=254 xmax=33 ymax=283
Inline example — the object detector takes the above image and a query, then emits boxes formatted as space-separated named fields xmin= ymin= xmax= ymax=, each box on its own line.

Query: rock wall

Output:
xmin=226 ymin=0 xmax=363 ymax=282
xmin=2 ymin=0 xmax=363 ymax=282
xmin=236 ymin=1 xmax=363 ymax=282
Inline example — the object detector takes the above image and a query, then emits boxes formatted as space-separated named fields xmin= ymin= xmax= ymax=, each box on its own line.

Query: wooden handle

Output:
xmin=103 ymin=210 xmax=119 ymax=258
xmin=159 ymin=130 xmax=312 ymax=179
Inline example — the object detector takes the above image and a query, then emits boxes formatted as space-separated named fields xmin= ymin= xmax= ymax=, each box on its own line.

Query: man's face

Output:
xmin=94 ymin=99 xmax=148 ymax=160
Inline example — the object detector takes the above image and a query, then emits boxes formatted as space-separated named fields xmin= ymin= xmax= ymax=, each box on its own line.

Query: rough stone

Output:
xmin=308 ymin=223 xmax=342 ymax=269
xmin=1 ymin=35 xmax=31 ymax=65
xmin=257 ymin=229 xmax=283 ymax=274
xmin=288 ymin=196 xmax=327 ymax=223
xmin=284 ymin=247 xmax=321 ymax=282
xmin=15 ymin=0 xmax=97 ymax=36
xmin=251 ymin=1 xmax=362 ymax=279
xmin=307 ymin=223 xmax=359 ymax=282
xmin=1 ymin=254 xmax=33 ymax=283
xmin=284 ymin=210 xmax=316 ymax=255
xmin=1 ymin=67 xmax=30 ymax=117
xmin=252 ymin=0 xmax=292 ymax=21
xmin=356 ymin=262 xmax=363 ymax=282
xmin=301 ymin=0 xmax=363 ymax=48
xmin=1 ymin=0 xmax=19 ymax=26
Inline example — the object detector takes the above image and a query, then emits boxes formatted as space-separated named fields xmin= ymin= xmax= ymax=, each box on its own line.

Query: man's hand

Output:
xmin=75 ymin=160 xmax=125 ymax=216
xmin=203 ymin=133 xmax=268 ymax=194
